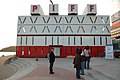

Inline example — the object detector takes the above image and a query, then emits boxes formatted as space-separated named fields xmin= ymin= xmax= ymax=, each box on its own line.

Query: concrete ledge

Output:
xmin=90 ymin=68 xmax=116 ymax=80
xmin=0 ymin=55 xmax=17 ymax=65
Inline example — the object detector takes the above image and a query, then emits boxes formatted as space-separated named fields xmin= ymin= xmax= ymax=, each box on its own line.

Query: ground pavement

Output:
xmin=6 ymin=57 xmax=120 ymax=80
xmin=18 ymin=63 xmax=84 ymax=80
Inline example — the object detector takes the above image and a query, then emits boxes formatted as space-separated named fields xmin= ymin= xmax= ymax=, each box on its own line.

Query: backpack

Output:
xmin=45 ymin=53 xmax=50 ymax=60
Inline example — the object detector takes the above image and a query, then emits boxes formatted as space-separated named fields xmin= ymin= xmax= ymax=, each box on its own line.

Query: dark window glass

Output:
xmin=68 ymin=37 xmax=70 ymax=45
xmin=100 ymin=37 xmax=102 ymax=45
xmin=52 ymin=36 xmax=53 ymax=45
xmin=94 ymin=37 xmax=95 ymax=45
xmin=80 ymin=37 xmax=82 ymax=45
xmin=45 ymin=37 xmax=47 ymax=45
xmin=74 ymin=37 xmax=75 ymax=45
xmin=57 ymin=36 xmax=59 ymax=45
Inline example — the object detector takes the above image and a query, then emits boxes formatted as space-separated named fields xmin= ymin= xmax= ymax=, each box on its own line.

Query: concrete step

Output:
xmin=87 ymin=69 xmax=116 ymax=80
xmin=83 ymin=72 xmax=98 ymax=80
xmin=10 ymin=59 xmax=31 ymax=72
xmin=10 ymin=60 xmax=26 ymax=71
xmin=6 ymin=58 xmax=37 ymax=80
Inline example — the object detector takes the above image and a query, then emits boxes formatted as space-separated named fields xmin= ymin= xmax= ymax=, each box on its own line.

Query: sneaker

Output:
xmin=80 ymin=77 xmax=83 ymax=80
xmin=77 ymin=77 xmax=83 ymax=79
xmin=81 ymin=74 xmax=85 ymax=75
xmin=76 ymin=77 xmax=80 ymax=79
xmin=50 ymin=72 xmax=54 ymax=74
xmin=76 ymin=76 xmax=80 ymax=79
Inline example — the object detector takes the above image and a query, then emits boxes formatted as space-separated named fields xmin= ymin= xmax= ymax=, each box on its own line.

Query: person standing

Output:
xmin=80 ymin=51 xmax=86 ymax=75
xmin=84 ymin=46 xmax=91 ymax=70
xmin=73 ymin=48 xmax=83 ymax=79
xmin=49 ymin=48 xmax=55 ymax=74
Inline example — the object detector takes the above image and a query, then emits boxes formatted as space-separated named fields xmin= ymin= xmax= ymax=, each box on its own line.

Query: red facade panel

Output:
xmin=65 ymin=47 xmax=71 ymax=56
xmin=91 ymin=46 xmax=98 ymax=57
xmin=16 ymin=46 xmax=105 ymax=58
xmin=36 ymin=47 xmax=42 ymax=57
xmin=98 ymin=46 xmax=105 ymax=57
xmin=71 ymin=47 xmax=76 ymax=56
xmin=16 ymin=46 xmax=22 ymax=57
xmin=24 ymin=47 xmax=29 ymax=57
xmin=29 ymin=47 xmax=36 ymax=57
xmin=43 ymin=46 xmax=49 ymax=57
xmin=91 ymin=46 xmax=105 ymax=57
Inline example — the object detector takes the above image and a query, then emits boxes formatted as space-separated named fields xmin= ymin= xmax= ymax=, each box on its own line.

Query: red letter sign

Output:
xmin=90 ymin=5 xmax=94 ymax=12
xmin=71 ymin=5 xmax=75 ymax=11
xmin=32 ymin=6 xmax=38 ymax=12
xmin=52 ymin=5 xmax=55 ymax=11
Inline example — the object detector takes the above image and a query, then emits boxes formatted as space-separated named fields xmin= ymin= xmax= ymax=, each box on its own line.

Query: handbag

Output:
xmin=81 ymin=55 xmax=86 ymax=61
xmin=88 ymin=56 xmax=91 ymax=59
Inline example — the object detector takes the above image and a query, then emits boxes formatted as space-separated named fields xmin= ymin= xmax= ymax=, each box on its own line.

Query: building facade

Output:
xmin=111 ymin=10 xmax=120 ymax=57
xmin=16 ymin=4 xmax=112 ymax=58
xmin=111 ymin=10 xmax=120 ymax=39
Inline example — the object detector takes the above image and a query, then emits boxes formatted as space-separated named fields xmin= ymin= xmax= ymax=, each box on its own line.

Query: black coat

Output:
xmin=49 ymin=51 xmax=55 ymax=62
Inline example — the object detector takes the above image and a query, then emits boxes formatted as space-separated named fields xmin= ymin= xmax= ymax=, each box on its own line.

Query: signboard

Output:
xmin=68 ymin=4 xmax=78 ymax=15
xmin=83 ymin=4 xmax=97 ymax=15
xmin=105 ymin=44 xmax=114 ymax=59
xmin=49 ymin=4 xmax=58 ymax=14
xmin=31 ymin=5 xmax=44 ymax=15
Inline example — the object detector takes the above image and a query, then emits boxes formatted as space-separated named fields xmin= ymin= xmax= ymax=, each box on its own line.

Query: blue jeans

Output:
xmin=85 ymin=57 xmax=90 ymax=69
xmin=76 ymin=68 xmax=80 ymax=79
xmin=80 ymin=61 xmax=85 ymax=74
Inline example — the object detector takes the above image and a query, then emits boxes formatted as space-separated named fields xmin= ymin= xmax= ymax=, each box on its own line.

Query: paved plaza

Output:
xmin=6 ymin=57 xmax=120 ymax=80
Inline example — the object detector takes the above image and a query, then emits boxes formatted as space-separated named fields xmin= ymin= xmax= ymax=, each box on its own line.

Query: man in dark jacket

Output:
xmin=49 ymin=48 xmax=55 ymax=74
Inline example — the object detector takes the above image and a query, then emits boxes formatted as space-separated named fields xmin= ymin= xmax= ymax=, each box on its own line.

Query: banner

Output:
xmin=105 ymin=44 xmax=114 ymax=59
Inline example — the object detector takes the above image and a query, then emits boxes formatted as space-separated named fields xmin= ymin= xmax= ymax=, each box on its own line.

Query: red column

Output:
xmin=91 ymin=46 xmax=98 ymax=57
xmin=44 ymin=46 xmax=49 ymax=57
xmin=24 ymin=46 xmax=28 ymax=57
xmin=30 ymin=46 xmax=36 ymax=57
xmin=66 ymin=46 xmax=71 ymax=56
xmin=36 ymin=47 xmax=42 ymax=57
xmin=72 ymin=47 xmax=76 ymax=56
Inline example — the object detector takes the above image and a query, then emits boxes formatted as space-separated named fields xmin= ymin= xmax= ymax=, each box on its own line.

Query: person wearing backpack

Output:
xmin=80 ymin=50 xmax=86 ymax=75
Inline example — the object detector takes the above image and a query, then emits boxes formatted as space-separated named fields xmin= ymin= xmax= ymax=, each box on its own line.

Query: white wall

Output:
xmin=17 ymin=15 xmax=111 ymax=46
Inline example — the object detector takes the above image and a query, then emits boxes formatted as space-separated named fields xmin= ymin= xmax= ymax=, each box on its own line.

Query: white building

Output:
xmin=16 ymin=4 xmax=112 ymax=58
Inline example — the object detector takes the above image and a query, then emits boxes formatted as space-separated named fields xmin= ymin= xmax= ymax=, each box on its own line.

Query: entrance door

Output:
xmin=54 ymin=48 xmax=60 ymax=56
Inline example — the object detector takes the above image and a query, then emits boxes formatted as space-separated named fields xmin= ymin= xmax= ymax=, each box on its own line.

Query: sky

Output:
xmin=0 ymin=0 xmax=119 ymax=49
